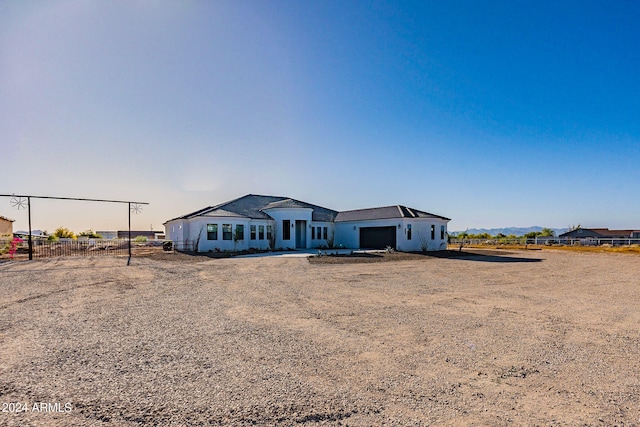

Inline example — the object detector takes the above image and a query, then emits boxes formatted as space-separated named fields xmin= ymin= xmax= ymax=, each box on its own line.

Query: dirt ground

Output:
xmin=1 ymin=249 xmax=639 ymax=426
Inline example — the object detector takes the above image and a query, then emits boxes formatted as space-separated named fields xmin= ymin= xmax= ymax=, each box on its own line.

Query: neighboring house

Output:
xmin=97 ymin=231 xmax=165 ymax=240
xmin=117 ymin=230 xmax=164 ymax=240
xmin=96 ymin=231 xmax=118 ymax=240
xmin=559 ymin=228 xmax=638 ymax=240
xmin=0 ymin=215 xmax=14 ymax=237
xmin=164 ymin=194 xmax=450 ymax=252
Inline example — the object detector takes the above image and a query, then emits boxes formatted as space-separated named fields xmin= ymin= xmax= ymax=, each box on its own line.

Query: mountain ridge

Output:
xmin=450 ymin=226 xmax=568 ymax=237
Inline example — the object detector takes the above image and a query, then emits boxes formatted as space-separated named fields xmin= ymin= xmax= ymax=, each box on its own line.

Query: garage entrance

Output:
xmin=359 ymin=226 xmax=396 ymax=249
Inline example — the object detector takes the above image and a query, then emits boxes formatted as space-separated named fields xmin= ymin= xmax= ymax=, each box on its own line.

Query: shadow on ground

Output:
xmin=427 ymin=250 xmax=542 ymax=263
xmin=308 ymin=249 xmax=543 ymax=264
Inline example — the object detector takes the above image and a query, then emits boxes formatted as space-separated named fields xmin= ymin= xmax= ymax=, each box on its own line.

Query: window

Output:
xmin=223 ymin=224 xmax=232 ymax=240
xmin=311 ymin=226 xmax=315 ymax=240
xmin=430 ymin=224 xmax=435 ymax=240
xmin=441 ymin=225 xmax=445 ymax=240
xmin=316 ymin=227 xmax=321 ymax=239
xmin=250 ymin=225 xmax=256 ymax=240
xmin=207 ymin=224 xmax=218 ymax=240
xmin=407 ymin=224 xmax=412 ymax=240
xmin=323 ymin=227 xmax=328 ymax=240
xmin=258 ymin=225 xmax=264 ymax=240
xmin=283 ymin=220 xmax=290 ymax=240
xmin=235 ymin=224 xmax=244 ymax=240
xmin=267 ymin=225 xmax=273 ymax=242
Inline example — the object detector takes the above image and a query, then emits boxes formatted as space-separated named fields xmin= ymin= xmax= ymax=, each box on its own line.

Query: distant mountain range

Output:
xmin=450 ymin=226 xmax=569 ymax=237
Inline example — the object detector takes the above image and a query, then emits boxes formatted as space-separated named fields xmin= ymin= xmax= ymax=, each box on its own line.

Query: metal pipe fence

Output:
xmin=1 ymin=239 xmax=131 ymax=258
xmin=451 ymin=238 xmax=640 ymax=246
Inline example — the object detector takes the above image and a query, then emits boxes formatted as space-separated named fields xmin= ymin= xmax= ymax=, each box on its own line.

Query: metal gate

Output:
xmin=3 ymin=239 xmax=130 ymax=259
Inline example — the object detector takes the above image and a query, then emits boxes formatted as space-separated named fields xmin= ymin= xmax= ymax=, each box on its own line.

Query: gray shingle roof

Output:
xmin=165 ymin=194 xmax=338 ymax=222
xmin=559 ymin=228 xmax=636 ymax=238
xmin=335 ymin=205 xmax=450 ymax=222
xmin=262 ymin=198 xmax=338 ymax=221
xmin=263 ymin=199 xmax=312 ymax=209
xmin=165 ymin=195 xmax=448 ymax=224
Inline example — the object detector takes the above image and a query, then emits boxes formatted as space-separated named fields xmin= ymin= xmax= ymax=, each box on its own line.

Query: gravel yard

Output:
xmin=1 ymin=249 xmax=640 ymax=426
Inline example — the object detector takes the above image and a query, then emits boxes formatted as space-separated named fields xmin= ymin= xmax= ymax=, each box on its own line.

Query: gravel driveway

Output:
xmin=1 ymin=250 xmax=639 ymax=425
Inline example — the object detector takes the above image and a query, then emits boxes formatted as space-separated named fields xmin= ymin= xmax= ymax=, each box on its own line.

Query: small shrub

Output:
xmin=78 ymin=229 xmax=103 ymax=239
xmin=53 ymin=227 xmax=76 ymax=240
xmin=134 ymin=236 xmax=148 ymax=243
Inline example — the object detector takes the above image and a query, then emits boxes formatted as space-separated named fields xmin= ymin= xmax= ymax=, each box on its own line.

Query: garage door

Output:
xmin=359 ymin=226 xmax=396 ymax=249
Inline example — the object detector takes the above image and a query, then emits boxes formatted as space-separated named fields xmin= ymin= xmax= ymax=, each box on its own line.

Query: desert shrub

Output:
xmin=78 ymin=229 xmax=102 ymax=239
xmin=53 ymin=227 xmax=76 ymax=240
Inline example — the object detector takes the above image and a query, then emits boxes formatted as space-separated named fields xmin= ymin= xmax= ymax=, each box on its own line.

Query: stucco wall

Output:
xmin=166 ymin=213 xmax=449 ymax=252
xmin=0 ymin=218 xmax=13 ymax=237
xmin=309 ymin=221 xmax=334 ymax=248
xmin=261 ymin=208 xmax=313 ymax=250
xmin=335 ymin=218 xmax=448 ymax=251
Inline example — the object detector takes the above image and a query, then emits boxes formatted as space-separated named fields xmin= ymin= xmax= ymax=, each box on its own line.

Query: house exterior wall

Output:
xmin=0 ymin=218 xmax=13 ymax=237
xmin=261 ymin=207 xmax=313 ymax=250
xmin=399 ymin=219 xmax=449 ymax=251
xmin=165 ymin=219 xmax=187 ymax=249
xmin=335 ymin=218 xmax=448 ymax=251
xmin=165 ymin=205 xmax=449 ymax=253
xmin=167 ymin=217 xmax=282 ymax=252
xmin=309 ymin=221 xmax=334 ymax=248
xmin=196 ymin=218 xmax=248 ymax=252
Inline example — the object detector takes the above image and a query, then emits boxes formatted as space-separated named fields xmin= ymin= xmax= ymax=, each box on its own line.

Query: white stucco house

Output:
xmin=164 ymin=194 xmax=450 ymax=252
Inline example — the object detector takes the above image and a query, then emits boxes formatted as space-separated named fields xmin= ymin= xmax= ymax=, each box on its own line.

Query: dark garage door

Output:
xmin=359 ymin=226 xmax=396 ymax=249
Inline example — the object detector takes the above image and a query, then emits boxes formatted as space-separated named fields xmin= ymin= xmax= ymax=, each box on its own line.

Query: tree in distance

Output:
xmin=52 ymin=227 xmax=77 ymax=240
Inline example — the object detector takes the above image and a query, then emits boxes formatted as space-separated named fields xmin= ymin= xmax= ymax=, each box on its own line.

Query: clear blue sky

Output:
xmin=1 ymin=0 xmax=639 ymax=233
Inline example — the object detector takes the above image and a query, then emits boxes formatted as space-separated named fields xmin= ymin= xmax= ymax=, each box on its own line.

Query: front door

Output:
xmin=295 ymin=220 xmax=307 ymax=249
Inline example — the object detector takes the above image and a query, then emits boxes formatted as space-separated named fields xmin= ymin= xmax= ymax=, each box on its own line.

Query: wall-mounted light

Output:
xmin=353 ymin=226 xmax=356 ymax=230
xmin=398 ymin=224 xmax=401 ymax=229
xmin=291 ymin=223 xmax=294 ymax=228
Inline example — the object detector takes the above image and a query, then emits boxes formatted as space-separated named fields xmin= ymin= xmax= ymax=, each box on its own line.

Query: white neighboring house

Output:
xmin=164 ymin=194 xmax=450 ymax=252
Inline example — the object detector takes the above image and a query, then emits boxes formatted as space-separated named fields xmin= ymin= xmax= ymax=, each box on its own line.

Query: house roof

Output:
xmin=598 ymin=229 xmax=635 ymax=237
xmin=559 ymin=228 xmax=636 ymax=237
xmin=0 ymin=215 xmax=15 ymax=222
xmin=335 ymin=205 xmax=450 ymax=222
xmin=165 ymin=194 xmax=339 ymax=223
xmin=263 ymin=199 xmax=313 ymax=210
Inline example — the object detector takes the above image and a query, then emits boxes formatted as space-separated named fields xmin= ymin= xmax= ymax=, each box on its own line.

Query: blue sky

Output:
xmin=1 ymin=0 xmax=639 ymax=233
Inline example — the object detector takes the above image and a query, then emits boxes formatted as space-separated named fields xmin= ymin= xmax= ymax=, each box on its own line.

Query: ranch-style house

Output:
xmin=164 ymin=194 xmax=450 ymax=252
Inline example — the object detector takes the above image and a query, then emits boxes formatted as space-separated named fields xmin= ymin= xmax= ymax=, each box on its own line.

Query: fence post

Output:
xmin=127 ymin=202 xmax=132 ymax=266
xmin=27 ymin=196 xmax=33 ymax=260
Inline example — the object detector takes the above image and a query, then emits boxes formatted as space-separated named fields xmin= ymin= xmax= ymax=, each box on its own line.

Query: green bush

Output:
xmin=78 ymin=229 xmax=103 ymax=239
xmin=53 ymin=227 xmax=76 ymax=240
